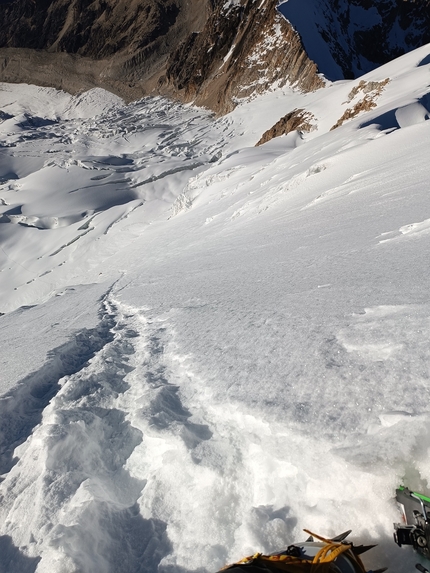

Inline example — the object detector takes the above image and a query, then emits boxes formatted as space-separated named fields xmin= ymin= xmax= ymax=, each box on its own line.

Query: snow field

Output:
xmin=0 ymin=92 xmax=228 ymax=313
xmin=1 ymin=45 xmax=430 ymax=572
xmin=0 ymin=293 xmax=402 ymax=572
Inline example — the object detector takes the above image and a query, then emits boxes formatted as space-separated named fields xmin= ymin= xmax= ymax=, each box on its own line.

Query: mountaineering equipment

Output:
xmin=394 ymin=486 xmax=430 ymax=560
xmin=218 ymin=529 xmax=387 ymax=573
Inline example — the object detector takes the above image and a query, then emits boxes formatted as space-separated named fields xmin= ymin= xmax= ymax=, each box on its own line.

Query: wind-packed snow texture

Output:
xmin=1 ymin=44 xmax=430 ymax=573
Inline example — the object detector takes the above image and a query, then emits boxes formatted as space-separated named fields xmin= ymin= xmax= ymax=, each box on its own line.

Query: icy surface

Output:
xmin=1 ymin=45 xmax=430 ymax=573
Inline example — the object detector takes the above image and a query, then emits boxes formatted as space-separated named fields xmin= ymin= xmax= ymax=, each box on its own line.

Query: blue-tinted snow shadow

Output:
xmin=360 ymin=92 xmax=430 ymax=132
xmin=17 ymin=115 xmax=58 ymax=129
xmin=360 ymin=109 xmax=399 ymax=131
xmin=144 ymin=332 xmax=213 ymax=452
xmin=0 ymin=205 xmax=23 ymax=224
xmin=85 ymin=503 xmax=173 ymax=573
xmin=420 ymin=92 xmax=430 ymax=110
xmin=277 ymin=0 xmax=345 ymax=81
xmin=0 ymin=172 xmax=18 ymax=183
xmin=0 ymin=298 xmax=115 ymax=477
xmin=93 ymin=156 xmax=134 ymax=167
xmin=0 ymin=111 xmax=13 ymax=120
xmin=51 ymin=482 xmax=173 ymax=572
xmin=0 ymin=510 xmax=175 ymax=573
xmin=418 ymin=54 xmax=430 ymax=67
xmin=0 ymin=536 xmax=41 ymax=573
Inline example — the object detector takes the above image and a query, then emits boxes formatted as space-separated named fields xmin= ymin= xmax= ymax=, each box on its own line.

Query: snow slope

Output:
xmin=1 ymin=44 xmax=430 ymax=573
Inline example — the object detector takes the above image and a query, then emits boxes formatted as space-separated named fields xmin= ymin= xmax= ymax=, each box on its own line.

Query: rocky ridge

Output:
xmin=164 ymin=0 xmax=323 ymax=113
xmin=0 ymin=0 xmax=430 ymax=115
xmin=0 ymin=0 xmax=322 ymax=113
xmin=330 ymin=78 xmax=390 ymax=130
xmin=255 ymin=108 xmax=315 ymax=146
xmin=0 ymin=0 xmax=208 ymax=102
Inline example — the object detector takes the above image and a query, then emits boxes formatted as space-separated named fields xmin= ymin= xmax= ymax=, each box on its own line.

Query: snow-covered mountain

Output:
xmin=0 ymin=0 xmax=321 ymax=111
xmin=1 ymin=39 xmax=430 ymax=573
xmin=1 ymin=2 xmax=430 ymax=573
xmin=1 ymin=0 xmax=430 ymax=112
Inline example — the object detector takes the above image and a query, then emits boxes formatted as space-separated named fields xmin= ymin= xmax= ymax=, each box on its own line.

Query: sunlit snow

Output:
xmin=1 ymin=44 xmax=430 ymax=573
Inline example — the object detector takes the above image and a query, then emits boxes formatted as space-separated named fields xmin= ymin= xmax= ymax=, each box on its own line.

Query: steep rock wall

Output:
xmin=0 ymin=0 xmax=322 ymax=113
xmin=1 ymin=0 xmax=429 ymax=112
xmin=164 ymin=0 xmax=323 ymax=113
xmin=0 ymin=0 xmax=209 ymax=101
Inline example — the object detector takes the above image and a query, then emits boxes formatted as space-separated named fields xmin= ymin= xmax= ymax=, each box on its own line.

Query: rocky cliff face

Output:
xmin=0 ymin=0 xmax=209 ymax=101
xmin=164 ymin=0 xmax=323 ymax=113
xmin=0 ymin=0 xmax=180 ymax=57
xmin=278 ymin=0 xmax=430 ymax=80
xmin=0 ymin=0 xmax=322 ymax=112
xmin=0 ymin=0 xmax=429 ymax=113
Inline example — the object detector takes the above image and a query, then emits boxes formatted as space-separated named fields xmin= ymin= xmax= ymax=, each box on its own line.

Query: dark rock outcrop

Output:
xmin=0 ymin=0 xmax=209 ymax=102
xmin=165 ymin=0 xmax=323 ymax=114
xmin=0 ymin=0 xmax=181 ymax=57
xmin=330 ymin=77 xmax=390 ymax=129
xmin=256 ymin=109 xmax=315 ymax=146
